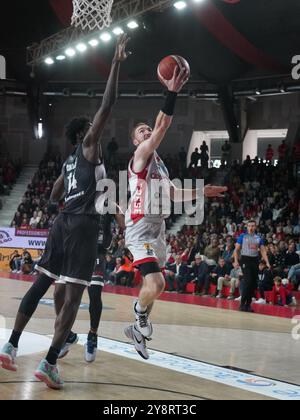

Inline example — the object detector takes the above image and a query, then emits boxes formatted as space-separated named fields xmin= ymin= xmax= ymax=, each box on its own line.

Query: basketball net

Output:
xmin=71 ymin=0 xmax=114 ymax=31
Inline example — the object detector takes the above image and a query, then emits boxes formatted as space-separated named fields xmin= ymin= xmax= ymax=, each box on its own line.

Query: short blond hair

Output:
xmin=131 ymin=122 xmax=147 ymax=141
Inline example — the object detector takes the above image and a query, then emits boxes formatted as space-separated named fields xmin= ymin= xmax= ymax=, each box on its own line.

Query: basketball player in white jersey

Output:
xmin=124 ymin=66 xmax=227 ymax=359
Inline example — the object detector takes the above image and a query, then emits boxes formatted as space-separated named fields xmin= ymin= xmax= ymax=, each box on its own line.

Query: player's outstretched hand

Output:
xmin=162 ymin=65 xmax=189 ymax=93
xmin=114 ymin=34 xmax=131 ymax=62
xmin=204 ymin=184 xmax=228 ymax=198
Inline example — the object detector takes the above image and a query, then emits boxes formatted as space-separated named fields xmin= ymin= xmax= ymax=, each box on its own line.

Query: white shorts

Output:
xmin=125 ymin=219 xmax=166 ymax=269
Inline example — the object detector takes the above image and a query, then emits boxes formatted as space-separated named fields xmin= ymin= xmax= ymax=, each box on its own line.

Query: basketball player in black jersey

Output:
xmin=0 ymin=35 xmax=129 ymax=389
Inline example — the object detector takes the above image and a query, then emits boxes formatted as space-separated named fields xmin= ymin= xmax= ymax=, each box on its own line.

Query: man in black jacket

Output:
xmin=165 ymin=255 xmax=189 ymax=293
xmin=189 ymin=254 xmax=209 ymax=294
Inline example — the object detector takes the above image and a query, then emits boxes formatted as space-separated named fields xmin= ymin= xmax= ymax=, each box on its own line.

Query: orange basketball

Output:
xmin=157 ymin=55 xmax=190 ymax=86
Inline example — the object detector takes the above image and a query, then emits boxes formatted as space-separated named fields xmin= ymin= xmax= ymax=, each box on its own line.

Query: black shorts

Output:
xmin=36 ymin=213 xmax=100 ymax=286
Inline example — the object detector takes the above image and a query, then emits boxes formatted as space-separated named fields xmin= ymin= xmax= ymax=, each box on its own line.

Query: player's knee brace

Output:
xmin=140 ymin=262 xmax=161 ymax=277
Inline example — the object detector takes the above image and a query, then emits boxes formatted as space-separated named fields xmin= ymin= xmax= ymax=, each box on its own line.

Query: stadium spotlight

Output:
xmin=127 ymin=21 xmax=139 ymax=29
xmin=100 ymin=32 xmax=112 ymax=42
xmin=65 ymin=48 xmax=76 ymax=57
xmin=174 ymin=1 xmax=187 ymax=10
xmin=45 ymin=57 xmax=54 ymax=65
xmin=76 ymin=43 xmax=87 ymax=52
xmin=113 ymin=27 xmax=124 ymax=35
xmin=88 ymin=39 xmax=99 ymax=47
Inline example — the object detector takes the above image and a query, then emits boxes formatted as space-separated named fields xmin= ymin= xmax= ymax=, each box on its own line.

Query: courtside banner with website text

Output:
xmin=0 ymin=227 xmax=48 ymax=250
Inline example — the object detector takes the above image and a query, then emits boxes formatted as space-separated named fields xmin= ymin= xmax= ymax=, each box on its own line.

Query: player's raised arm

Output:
xmin=133 ymin=66 xmax=189 ymax=172
xmin=83 ymin=34 xmax=130 ymax=161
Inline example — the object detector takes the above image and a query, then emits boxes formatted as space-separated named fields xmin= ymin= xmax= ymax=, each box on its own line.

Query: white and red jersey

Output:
xmin=125 ymin=151 xmax=171 ymax=226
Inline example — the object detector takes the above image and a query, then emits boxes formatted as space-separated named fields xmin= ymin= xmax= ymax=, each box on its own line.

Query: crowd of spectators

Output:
xmin=161 ymin=155 xmax=300 ymax=304
xmin=10 ymin=154 xmax=62 ymax=229
xmin=4 ymin=140 xmax=300 ymax=306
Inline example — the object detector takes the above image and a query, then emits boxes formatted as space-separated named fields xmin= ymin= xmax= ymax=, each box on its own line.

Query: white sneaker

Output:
xmin=124 ymin=325 xmax=150 ymax=360
xmin=84 ymin=335 xmax=98 ymax=363
xmin=291 ymin=297 xmax=297 ymax=307
xmin=235 ymin=296 xmax=241 ymax=301
xmin=133 ymin=300 xmax=153 ymax=338
xmin=256 ymin=298 xmax=266 ymax=305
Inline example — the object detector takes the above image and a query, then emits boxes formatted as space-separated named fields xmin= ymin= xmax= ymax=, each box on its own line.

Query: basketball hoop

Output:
xmin=71 ymin=0 xmax=114 ymax=31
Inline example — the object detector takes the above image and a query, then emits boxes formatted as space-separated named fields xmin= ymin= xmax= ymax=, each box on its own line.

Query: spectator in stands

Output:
xmin=29 ymin=211 xmax=41 ymax=229
xmin=221 ymin=140 xmax=231 ymax=166
xmin=200 ymin=144 xmax=209 ymax=169
xmin=256 ymin=260 xmax=274 ymax=304
xmin=181 ymin=239 xmax=198 ymax=264
xmin=113 ymin=238 xmax=126 ymax=259
xmin=104 ymin=254 xmax=116 ymax=283
xmin=265 ymin=144 xmax=274 ymax=163
xmin=204 ymin=238 xmax=220 ymax=265
xmin=283 ymin=219 xmax=293 ymax=235
xmin=225 ymin=218 xmax=234 ymax=236
xmin=210 ymin=258 xmax=231 ymax=298
xmin=288 ymin=263 xmax=300 ymax=290
xmin=110 ymin=258 xmax=122 ymax=285
xmin=165 ymin=255 xmax=189 ymax=293
xmin=215 ymin=261 xmax=242 ymax=300
xmin=188 ymin=254 xmax=209 ymax=295
xmin=9 ymin=251 xmax=21 ymax=273
xmin=285 ymin=242 xmax=300 ymax=270
xmin=19 ymin=218 xmax=29 ymax=230
xmin=11 ymin=211 xmax=22 ymax=228
xmin=200 ymin=141 xmax=209 ymax=155
xmin=269 ymin=277 xmax=296 ymax=307
xmin=189 ymin=148 xmax=200 ymax=169
xmin=114 ymin=250 xmax=134 ymax=287
xmin=21 ymin=251 xmax=34 ymax=274
xmin=293 ymin=218 xmax=300 ymax=236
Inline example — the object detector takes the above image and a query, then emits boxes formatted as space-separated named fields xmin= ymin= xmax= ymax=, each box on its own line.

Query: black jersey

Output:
xmin=63 ymin=144 xmax=106 ymax=215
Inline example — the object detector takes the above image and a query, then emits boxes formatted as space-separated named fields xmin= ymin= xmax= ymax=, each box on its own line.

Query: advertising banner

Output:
xmin=0 ymin=227 xmax=48 ymax=250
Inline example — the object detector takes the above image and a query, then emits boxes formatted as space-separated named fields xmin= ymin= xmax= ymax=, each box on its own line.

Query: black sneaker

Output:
xmin=58 ymin=332 xmax=79 ymax=359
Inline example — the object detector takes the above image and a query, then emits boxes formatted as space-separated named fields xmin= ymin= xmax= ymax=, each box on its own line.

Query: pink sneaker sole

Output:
xmin=34 ymin=371 xmax=63 ymax=390
xmin=0 ymin=354 xmax=17 ymax=372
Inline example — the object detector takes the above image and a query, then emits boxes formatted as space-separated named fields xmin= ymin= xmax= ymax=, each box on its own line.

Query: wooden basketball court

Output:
xmin=0 ymin=275 xmax=299 ymax=400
